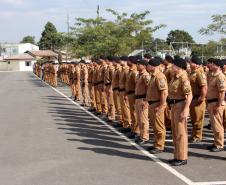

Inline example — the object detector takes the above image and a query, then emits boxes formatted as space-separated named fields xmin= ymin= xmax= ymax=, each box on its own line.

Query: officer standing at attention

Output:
xmin=112 ymin=57 xmax=123 ymax=127
xmin=98 ymin=56 xmax=108 ymax=116
xmin=206 ymin=59 xmax=226 ymax=152
xmin=80 ymin=60 xmax=89 ymax=106
xmin=163 ymin=55 xmax=174 ymax=131
xmin=126 ymin=56 xmax=139 ymax=138
xmin=222 ymin=59 xmax=226 ymax=132
xmin=189 ymin=55 xmax=207 ymax=143
xmin=88 ymin=60 xmax=96 ymax=112
xmin=135 ymin=59 xmax=150 ymax=144
xmin=118 ymin=56 xmax=131 ymax=133
xmin=168 ymin=57 xmax=192 ymax=166
xmin=104 ymin=56 xmax=116 ymax=122
xmin=146 ymin=57 xmax=168 ymax=154
xmin=74 ymin=62 xmax=81 ymax=101
xmin=93 ymin=59 xmax=102 ymax=115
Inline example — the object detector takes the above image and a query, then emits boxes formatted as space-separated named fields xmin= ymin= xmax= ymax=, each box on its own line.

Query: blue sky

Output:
xmin=0 ymin=0 xmax=225 ymax=44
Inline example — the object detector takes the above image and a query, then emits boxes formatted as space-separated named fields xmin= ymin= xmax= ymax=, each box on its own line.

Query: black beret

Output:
xmin=207 ymin=58 xmax=215 ymax=63
xmin=80 ymin=60 xmax=86 ymax=64
xmin=144 ymin=53 xmax=152 ymax=59
xmin=191 ymin=55 xmax=202 ymax=65
xmin=107 ymin=56 xmax=114 ymax=62
xmin=184 ymin=57 xmax=191 ymax=62
xmin=221 ymin=59 xmax=226 ymax=66
xmin=165 ymin=55 xmax=173 ymax=63
xmin=148 ymin=58 xmax=161 ymax=66
xmin=128 ymin=56 xmax=137 ymax=64
xmin=202 ymin=60 xmax=207 ymax=66
xmin=120 ymin=56 xmax=128 ymax=61
xmin=137 ymin=59 xmax=149 ymax=66
xmin=136 ymin=55 xmax=142 ymax=61
xmin=100 ymin=55 xmax=107 ymax=60
xmin=174 ymin=55 xmax=180 ymax=60
xmin=173 ymin=57 xmax=187 ymax=70
xmin=155 ymin=56 xmax=163 ymax=63
xmin=113 ymin=56 xmax=120 ymax=63
xmin=211 ymin=59 xmax=223 ymax=67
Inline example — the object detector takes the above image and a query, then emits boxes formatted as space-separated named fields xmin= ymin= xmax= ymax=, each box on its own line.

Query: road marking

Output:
xmin=34 ymin=74 xmax=194 ymax=185
xmin=194 ymin=181 xmax=226 ymax=185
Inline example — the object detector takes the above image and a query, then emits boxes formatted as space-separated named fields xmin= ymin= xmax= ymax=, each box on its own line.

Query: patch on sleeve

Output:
xmin=159 ymin=79 xmax=166 ymax=89
xmin=219 ymin=78 xmax=225 ymax=88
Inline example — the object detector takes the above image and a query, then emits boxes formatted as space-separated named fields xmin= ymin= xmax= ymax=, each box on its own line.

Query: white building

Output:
xmin=0 ymin=43 xmax=39 ymax=71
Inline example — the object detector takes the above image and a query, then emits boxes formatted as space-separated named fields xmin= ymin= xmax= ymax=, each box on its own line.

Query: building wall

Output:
xmin=0 ymin=43 xmax=39 ymax=59
xmin=19 ymin=60 xmax=35 ymax=71
xmin=0 ymin=61 xmax=20 ymax=71
xmin=18 ymin=43 xmax=39 ymax=54
xmin=0 ymin=60 xmax=35 ymax=71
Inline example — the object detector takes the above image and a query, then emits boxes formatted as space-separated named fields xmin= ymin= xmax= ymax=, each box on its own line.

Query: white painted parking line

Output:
xmin=194 ymin=181 xmax=226 ymax=185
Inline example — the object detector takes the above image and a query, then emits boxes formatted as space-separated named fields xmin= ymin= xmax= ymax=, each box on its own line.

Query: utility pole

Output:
xmin=97 ymin=5 xmax=100 ymax=18
xmin=155 ymin=41 xmax=158 ymax=53
xmin=66 ymin=14 xmax=70 ymax=63
xmin=142 ymin=40 xmax=144 ymax=58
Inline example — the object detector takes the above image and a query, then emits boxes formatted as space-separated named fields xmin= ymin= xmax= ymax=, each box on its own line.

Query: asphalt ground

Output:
xmin=0 ymin=71 xmax=225 ymax=185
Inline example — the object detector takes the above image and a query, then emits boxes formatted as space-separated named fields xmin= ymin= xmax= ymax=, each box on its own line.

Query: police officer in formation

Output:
xmin=35 ymin=55 xmax=226 ymax=166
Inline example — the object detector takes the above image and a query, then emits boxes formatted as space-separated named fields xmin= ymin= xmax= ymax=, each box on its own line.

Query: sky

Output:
xmin=0 ymin=0 xmax=225 ymax=44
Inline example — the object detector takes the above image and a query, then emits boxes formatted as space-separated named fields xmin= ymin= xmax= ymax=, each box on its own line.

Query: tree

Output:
xmin=150 ymin=38 xmax=169 ymax=52
xmin=166 ymin=29 xmax=194 ymax=50
xmin=199 ymin=14 xmax=226 ymax=35
xmin=38 ymin=22 xmax=64 ymax=50
xmin=70 ymin=9 xmax=166 ymax=57
xmin=20 ymin=36 xmax=35 ymax=44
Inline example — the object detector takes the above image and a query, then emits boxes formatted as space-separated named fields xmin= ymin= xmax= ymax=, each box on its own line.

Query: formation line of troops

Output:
xmin=34 ymin=54 xmax=226 ymax=166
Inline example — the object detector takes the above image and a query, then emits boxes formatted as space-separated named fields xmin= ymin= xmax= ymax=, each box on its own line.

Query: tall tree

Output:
xmin=166 ymin=29 xmax=194 ymax=50
xmin=20 ymin=36 xmax=35 ymax=44
xmin=70 ymin=9 xmax=166 ymax=57
xmin=199 ymin=14 xmax=226 ymax=35
xmin=38 ymin=22 xmax=64 ymax=50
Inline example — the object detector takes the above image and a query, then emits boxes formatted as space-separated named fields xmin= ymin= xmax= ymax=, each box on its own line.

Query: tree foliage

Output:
xmin=199 ymin=14 xmax=226 ymax=35
xmin=166 ymin=29 xmax=194 ymax=50
xmin=70 ymin=9 xmax=166 ymax=57
xmin=38 ymin=22 xmax=65 ymax=50
xmin=20 ymin=36 xmax=35 ymax=44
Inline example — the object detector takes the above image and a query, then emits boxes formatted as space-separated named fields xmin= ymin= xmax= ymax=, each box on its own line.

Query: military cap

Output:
xmin=165 ymin=55 xmax=173 ymax=63
xmin=120 ymin=56 xmax=128 ymax=61
xmin=155 ymin=56 xmax=163 ymax=63
xmin=80 ymin=60 xmax=86 ymax=64
xmin=173 ymin=57 xmax=187 ymax=70
xmin=202 ymin=59 xmax=207 ymax=66
xmin=113 ymin=56 xmax=120 ymax=63
xmin=148 ymin=57 xmax=161 ymax=67
xmin=191 ymin=55 xmax=202 ymax=65
xmin=137 ymin=59 xmax=149 ymax=66
xmin=136 ymin=55 xmax=143 ymax=61
xmin=128 ymin=56 xmax=137 ymax=64
xmin=144 ymin=53 xmax=152 ymax=59
xmin=107 ymin=56 xmax=114 ymax=62
xmin=100 ymin=55 xmax=107 ymax=60
xmin=211 ymin=59 xmax=223 ymax=67
xmin=221 ymin=59 xmax=226 ymax=66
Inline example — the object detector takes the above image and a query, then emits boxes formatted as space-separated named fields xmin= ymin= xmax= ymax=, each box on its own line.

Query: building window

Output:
xmin=25 ymin=61 xmax=31 ymax=66
xmin=12 ymin=48 xmax=18 ymax=55
xmin=8 ymin=61 xmax=10 ymax=64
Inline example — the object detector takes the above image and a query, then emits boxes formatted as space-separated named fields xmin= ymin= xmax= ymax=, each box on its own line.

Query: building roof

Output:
xmin=25 ymin=50 xmax=58 ymax=58
xmin=4 ymin=53 xmax=35 ymax=61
